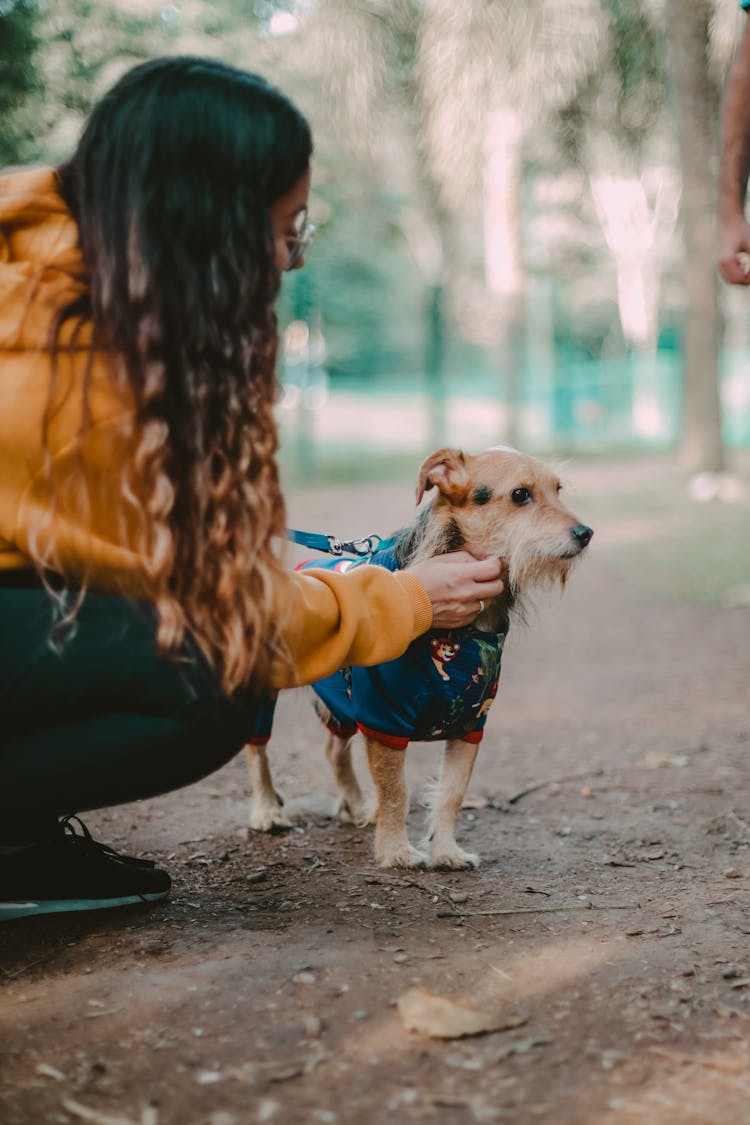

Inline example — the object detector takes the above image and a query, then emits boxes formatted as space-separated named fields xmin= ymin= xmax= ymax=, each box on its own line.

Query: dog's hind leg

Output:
xmin=246 ymin=742 xmax=292 ymax=832
xmin=324 ymin=733 xmax=373 ymax=827
xmin=365 ymin=739 xmax=427 ymax=868
xmin=424 ymin=739 xmax=480 ymax=868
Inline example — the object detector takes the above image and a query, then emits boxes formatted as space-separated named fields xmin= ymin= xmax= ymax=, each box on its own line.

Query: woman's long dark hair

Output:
xmin=51 ymin=56 xmax=313 ymax=693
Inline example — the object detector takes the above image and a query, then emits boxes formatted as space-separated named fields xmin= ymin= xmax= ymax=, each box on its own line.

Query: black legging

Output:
xmin=0 ymin=581 xmax=260 ymax=844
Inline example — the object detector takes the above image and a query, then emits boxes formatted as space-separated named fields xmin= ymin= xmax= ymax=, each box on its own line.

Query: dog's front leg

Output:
xmin=246 ymin=742 xmax=292 ymax=832
xmin=365 ymin=739 xmax=427 ymax=868
xmin=424 ymin=739 xmax=480 ymax=868
xmin=324 ymin=733 xmax=373 ymax=827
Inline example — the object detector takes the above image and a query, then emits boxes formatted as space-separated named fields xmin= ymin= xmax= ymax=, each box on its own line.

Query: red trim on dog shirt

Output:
xmin=245 ymin=736 xmax=270 ymax=747
xmin=461 ymin=730 xmax=484 ymax=745
xmin=357 ymin=724 xmax=409 ymax=751
xmin=294 ymin=558 xmax=355 ymax=573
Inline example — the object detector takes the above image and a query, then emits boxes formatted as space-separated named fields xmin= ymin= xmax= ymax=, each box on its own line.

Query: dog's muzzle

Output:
xmin=569 ymin=524 xmax=594 ymax=553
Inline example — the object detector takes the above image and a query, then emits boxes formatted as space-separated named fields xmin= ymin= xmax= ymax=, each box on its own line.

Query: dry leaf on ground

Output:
xmin=397 ymin=987 xmax=527 ymax=1039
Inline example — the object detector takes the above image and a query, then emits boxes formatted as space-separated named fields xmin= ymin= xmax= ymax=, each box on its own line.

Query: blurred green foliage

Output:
xmin=1 ymin=0 xmax=746 ymax=467
xmin=0 ymin=0 xmax=41 ymax=165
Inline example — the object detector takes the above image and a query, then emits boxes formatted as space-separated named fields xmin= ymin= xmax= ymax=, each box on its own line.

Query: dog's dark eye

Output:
xmin=511 ymin=487 xmax=533 ymax=506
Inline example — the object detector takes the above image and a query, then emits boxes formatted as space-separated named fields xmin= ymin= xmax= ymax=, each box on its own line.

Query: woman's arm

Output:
xmin=718 ymin=11 xmax=750 ymax=285
xmin=270 ymin=552 xmax=504 ymax=689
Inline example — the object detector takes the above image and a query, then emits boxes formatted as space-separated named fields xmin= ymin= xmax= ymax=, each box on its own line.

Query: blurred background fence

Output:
xmin=2 ymin=0 xmax=750 ymax=484
xmin=278 ymin=344 xmax=750 ymax=479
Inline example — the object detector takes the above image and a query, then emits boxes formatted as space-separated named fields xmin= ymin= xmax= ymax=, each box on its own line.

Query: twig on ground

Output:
xmin=437 ymin=901 xmax=639 ymax=919
xmin=2 ymin=953 xmax=59 ymax=981
xmin=729 ymin=808 xmax=750 ymax=833
xmin=506 ymin=769 xmax=605 ymax=805
xmin=505 ymin=744 xmax=716 ymax=807
xmin=61 ymin=1099 xmax=156 ymax=1125
xmin=357 ymin=872 xmax=440 ymax=897
xmin=357 ymin=872 xmax=457 ymax=908
xmin=596 ymin=785 xmax=723 ymax=796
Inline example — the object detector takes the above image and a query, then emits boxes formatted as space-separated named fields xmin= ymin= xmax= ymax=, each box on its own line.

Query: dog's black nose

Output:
xmin=571 ymin=524 xmax=593 ymax=547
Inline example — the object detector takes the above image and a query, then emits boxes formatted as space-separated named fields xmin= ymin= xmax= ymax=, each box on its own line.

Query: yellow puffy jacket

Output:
xmin=0 ymin=166 xmax=432 ymax=687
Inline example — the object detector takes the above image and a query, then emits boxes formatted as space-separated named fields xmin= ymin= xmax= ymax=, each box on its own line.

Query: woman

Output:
xmin=0 ymin=57 xmax=503 ymax=921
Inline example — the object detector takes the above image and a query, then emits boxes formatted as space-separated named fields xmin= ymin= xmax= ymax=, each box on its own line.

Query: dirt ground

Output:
xmin=1 ymin=452 xmax=749 ymax=1125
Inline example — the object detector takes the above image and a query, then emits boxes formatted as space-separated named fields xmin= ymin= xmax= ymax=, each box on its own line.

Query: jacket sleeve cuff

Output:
xmin=391 ymin=571 xmax=433 ymax=636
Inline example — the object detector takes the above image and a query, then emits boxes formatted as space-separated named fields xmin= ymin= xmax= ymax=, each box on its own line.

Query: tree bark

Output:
xmin=665 ymin=0 xmax=725 ymax=473
xmin=484 ymin=106 xmax=525 ymax=449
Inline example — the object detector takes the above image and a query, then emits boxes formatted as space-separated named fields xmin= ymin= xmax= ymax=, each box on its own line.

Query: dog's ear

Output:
xmin=416 ymin=448 xmax=471 ymax=505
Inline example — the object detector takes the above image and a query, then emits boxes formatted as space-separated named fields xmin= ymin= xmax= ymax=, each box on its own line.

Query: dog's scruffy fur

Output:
xmin=246 ymin=446 xmax=593 ymax=868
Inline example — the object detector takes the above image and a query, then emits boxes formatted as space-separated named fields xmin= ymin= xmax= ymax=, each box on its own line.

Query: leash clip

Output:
xmin=349 ymin=534 xmax=382 ymax=558
xmin=288 ymin=527 xmax=387 ymax=559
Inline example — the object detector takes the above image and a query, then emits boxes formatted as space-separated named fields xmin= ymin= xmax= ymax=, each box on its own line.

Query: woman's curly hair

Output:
xmin=50 ymin=57 xmax=313 ymax=694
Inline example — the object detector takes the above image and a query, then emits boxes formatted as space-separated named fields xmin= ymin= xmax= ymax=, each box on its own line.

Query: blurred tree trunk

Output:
xmin=301 ymin=0 xmax=453 ymax=450
xmin=665 ymin=0 xmax=725 ymax=473
xmin=423 ymin=281 xmax=446 ymax=448
xmin=589 ymin=167 xmax=678 ymax=441
xmin=484 ymin=106 xmax=525 ymax=449
xmin=416 ymin=0 xmax=604 ymax=451
xmin=395 ymin=181 xmax=450 ymax=450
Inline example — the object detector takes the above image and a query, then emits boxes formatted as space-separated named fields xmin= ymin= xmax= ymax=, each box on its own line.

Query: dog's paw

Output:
xmin=249 ymin=798 xmax=293 ymax=833
xmin=335 ymin=794 xmax=375 ymax=828
xmin=427 ymin=845 xmax=480 ymax=870
xmin=377 ymin=843 xmax=428 ymax=869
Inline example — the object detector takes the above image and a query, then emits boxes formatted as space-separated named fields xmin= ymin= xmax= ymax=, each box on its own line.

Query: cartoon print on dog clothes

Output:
xmin=312 ymin=618 xmax=507 ymax=749
xmin=245 ymin=547 xmax=507 ymax=750
xmin=255 ymin=545 xmax=510 ymax=750
xmin=430 ymin=636 xmax=461 ymax=680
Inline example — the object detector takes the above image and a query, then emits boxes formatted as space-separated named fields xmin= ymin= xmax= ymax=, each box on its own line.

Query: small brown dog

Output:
xmin=246 ymin=445 xmax=592 ymax=868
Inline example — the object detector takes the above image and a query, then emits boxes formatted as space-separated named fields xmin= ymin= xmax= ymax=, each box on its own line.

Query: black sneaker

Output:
xmin=0 ymin=815 xmax=171 ymax=921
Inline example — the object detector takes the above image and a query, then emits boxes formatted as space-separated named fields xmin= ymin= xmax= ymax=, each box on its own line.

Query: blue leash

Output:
xmin=286 ymin=528 xmax=396 ymax=559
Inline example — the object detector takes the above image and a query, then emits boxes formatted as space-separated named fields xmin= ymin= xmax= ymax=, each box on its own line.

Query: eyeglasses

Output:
xmin=286 ymin=208 xmax=317 ymax=270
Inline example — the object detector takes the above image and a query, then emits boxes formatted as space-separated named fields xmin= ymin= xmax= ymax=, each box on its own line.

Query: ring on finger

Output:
xmin=478 ymin=598 xmax=485 ymax=613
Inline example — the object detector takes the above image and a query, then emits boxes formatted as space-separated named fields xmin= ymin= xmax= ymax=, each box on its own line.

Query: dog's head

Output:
xmin=416 ymin=445 xmax=593 ymax=595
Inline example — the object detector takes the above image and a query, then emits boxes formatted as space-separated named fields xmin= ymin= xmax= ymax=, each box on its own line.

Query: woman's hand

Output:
xmin=717 ymin=213 xmax=750 ymax=285
xmin=406 ymin=552 xmax=504 ymax=629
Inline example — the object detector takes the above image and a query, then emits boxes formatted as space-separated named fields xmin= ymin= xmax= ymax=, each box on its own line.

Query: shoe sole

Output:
xmin=0 ymin=890 xmax=170 ymax=921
